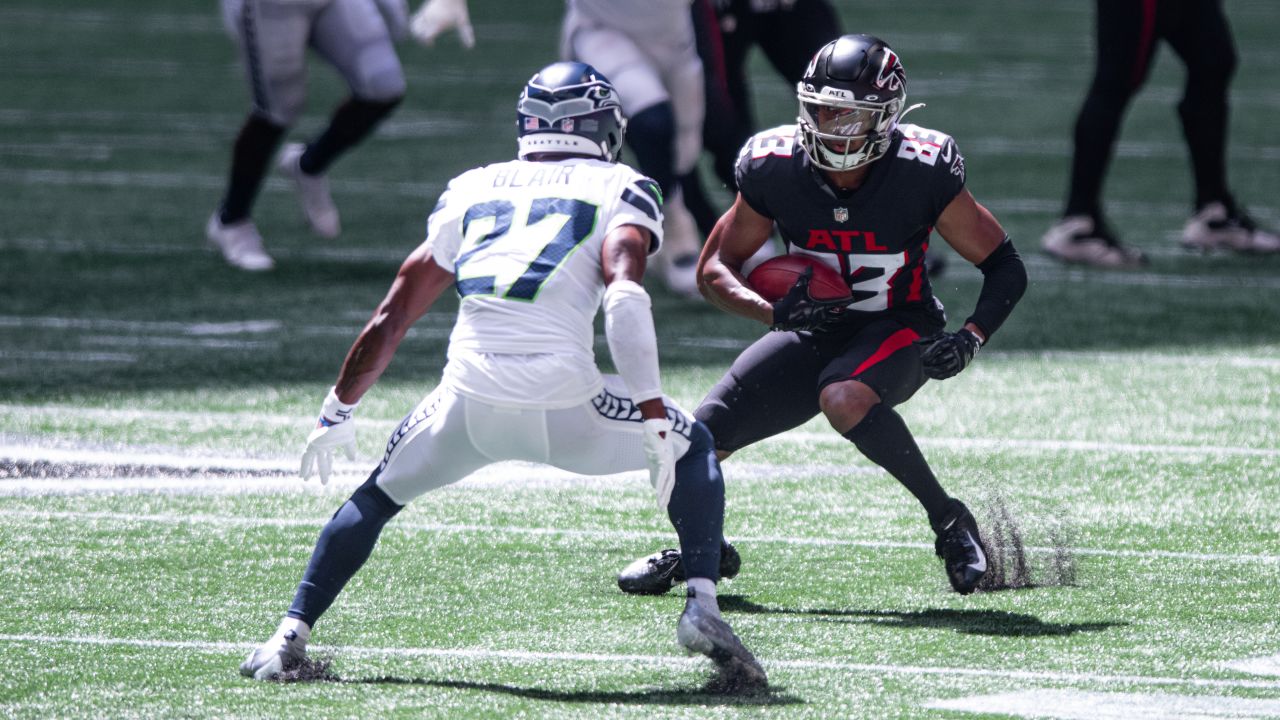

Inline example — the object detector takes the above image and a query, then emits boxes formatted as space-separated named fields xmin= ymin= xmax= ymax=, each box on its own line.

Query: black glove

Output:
xmin=915 ymin=328 xmax=982 ymax=380
xmin=770 ymin=267 xmax=847 ymax=332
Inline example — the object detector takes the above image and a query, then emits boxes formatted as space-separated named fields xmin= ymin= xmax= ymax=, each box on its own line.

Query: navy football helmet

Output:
xmin=517 ymin=61 xmax=626 ymax=162
xmin=797 ymin=34 xmax=918 ymax=171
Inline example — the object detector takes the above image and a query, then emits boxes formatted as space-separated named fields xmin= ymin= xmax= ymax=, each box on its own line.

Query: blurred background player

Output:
xmin=207 ymin=0 xmax=418 ymax=271
xmin=1041 ymin=0 xmax=1280 ymax=268
xmin=238 ymin=61 xmax=765 ymax=690
xmin=618 ymin=35 xmax=1027 ymax=598
xmin=684 ymin=0 xmax=842 ymax=231
xmin=561 ymin=0 xmax=707 ymax=297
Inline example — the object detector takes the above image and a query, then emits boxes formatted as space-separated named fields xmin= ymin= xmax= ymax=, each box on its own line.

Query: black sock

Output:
xmin=842 ymin=404 xmax=950 ymax=525
xmin=299 ymin=96 xmax=402 ymax=175
xmin=218 ymin=113 xmax=286 ymax=224
xmin=287 ymin=474 xmax=403 ymax=628
xmin=666 ymin=421 xmax=726 ymax=581
xmin=624 ymin=103 xmax=676 ymax=198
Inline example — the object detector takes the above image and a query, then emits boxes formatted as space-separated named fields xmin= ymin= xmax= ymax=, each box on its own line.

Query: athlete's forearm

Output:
xmin=333 ymin=311 xmax=409 ymax=404
xmin=699 ymin=257 xmax=774 ymax=325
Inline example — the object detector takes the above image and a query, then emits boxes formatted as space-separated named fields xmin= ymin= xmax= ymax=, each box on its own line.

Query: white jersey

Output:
xmin=425 ymin=157 xmax=664 ymax=408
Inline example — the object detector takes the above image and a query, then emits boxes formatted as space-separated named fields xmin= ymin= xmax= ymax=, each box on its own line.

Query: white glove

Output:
xmin=410 ymin=0 xmax=475 ymax=48
xmin=300 ymin=388 xmax=359 ymax=485
xmin=374 ymin=0 xmax=411 ymax=42
xmin=643 ymin=418 xmax=676 ymax=511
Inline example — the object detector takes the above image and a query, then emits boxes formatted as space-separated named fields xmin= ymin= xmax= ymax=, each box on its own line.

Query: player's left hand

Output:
xmin=915 ymin=328 xmax=982 ymax=380
xmin=642 ymin=418 xmax=676 ymax=511
xmin=410 ymin=0 xmax=475 ymax=48
xmin=770 ymin=267 xmax=847 ymax=332
xmin=300 ymin=389 xmax=359 ymax=485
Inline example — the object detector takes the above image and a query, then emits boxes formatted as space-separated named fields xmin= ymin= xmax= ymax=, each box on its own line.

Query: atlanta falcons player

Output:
xmin=238 ymin=61 xmax=765 ymax=690
xmin=617 ymin=34 xmax=1028 ymax=597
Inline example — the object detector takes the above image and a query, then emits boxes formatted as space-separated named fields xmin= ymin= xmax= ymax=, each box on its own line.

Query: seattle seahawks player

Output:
xmin=618 ymin=35 xmax=1027 ymax=597
xmin=238 ymin=61 xmax=766 ymax=691
xmin=208 ymin=0 xmax=420 ymax=270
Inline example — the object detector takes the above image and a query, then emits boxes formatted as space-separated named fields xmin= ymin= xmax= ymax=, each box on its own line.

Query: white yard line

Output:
xmin=1 ymin=505 xmax=1276 ymax=566
xmin=1 ymin=633 xmax=1279 ymax=692
xmin=924 ymin=689 xmax=1280 ymax=719
xmin=1224 ymin=655 xmax=1280 ymax=678
xmin=0 ymin=350 xmax=137 ymax=363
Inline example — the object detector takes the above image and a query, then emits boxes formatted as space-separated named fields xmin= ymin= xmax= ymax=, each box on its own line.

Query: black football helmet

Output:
xmin=517 ymin=61 xmax=626 ymax=162
xmin=797 ymin=34 xmax=916 ymax=171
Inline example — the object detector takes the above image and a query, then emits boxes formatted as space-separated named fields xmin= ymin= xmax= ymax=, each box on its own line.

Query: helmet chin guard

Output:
xmin=796 ymin=34 xmax=911 ymax=171
xmin=517 ymin=61 xmax=627 ymax=162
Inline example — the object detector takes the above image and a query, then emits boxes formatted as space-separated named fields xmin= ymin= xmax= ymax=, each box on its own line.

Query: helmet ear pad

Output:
xmin=796 ymin=34 xmax=907 ymax=171
xmin=517 ymin=61 xmax=627 ymax=162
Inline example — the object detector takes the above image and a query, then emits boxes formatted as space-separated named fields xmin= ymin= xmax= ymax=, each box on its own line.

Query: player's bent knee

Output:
xmin=357 ymin=70 xmax=407 ymax=104
xmin=677 ymin=420 xmax=715 ymax=462
xmin=819 ymin=380 xmax=880 ymax=433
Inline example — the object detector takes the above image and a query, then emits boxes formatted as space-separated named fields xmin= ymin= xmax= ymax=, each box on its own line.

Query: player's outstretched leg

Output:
xmin=617 ymin=540 xmax=740 ymax=595
xmin=932 ymin=498 xmax=988 ymax=594
xmin=658 ymin=420 xmax=766 ymax=690
xmin=239 ymin=474 xmax=402 ymax=680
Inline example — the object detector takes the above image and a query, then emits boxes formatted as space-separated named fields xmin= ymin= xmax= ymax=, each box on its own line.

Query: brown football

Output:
xmin=747 ymin=254 xmax=851 ymax=302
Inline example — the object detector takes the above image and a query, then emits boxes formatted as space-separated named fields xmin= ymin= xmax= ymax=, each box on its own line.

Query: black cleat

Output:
xmin=932 ymin=499 xmax=988 ymax=595
xmin=617 ymin=542 xmax=741 ymax=595
xmin=676 ymin=593 xmax=767 ymax=692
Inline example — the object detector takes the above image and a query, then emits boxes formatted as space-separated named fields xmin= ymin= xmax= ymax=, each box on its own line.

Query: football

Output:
xmin=747 ymin=254 xmax=851 ymax=302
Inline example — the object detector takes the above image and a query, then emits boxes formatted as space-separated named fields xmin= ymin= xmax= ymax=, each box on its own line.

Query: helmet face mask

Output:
xmin=517 ymin=62 xmax=627 ymax=162
xmin=796 ymin=34 xmax=908 ymax=172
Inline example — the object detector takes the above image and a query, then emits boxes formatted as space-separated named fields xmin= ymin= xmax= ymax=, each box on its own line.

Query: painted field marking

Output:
xmin=1 ymin=634 xmax=1279 ymax=693
xmin=1225 ymin=655 xmax=1280 ymax=678
xmin=0 ymin=350 xmax=136 ymax=363
xmin=924 ymin=689 xmax=1280 ymax=719
xmin=1 ymin=505 xmax=1276 ymax=567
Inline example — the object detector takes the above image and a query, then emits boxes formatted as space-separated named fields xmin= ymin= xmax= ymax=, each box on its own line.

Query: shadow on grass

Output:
xmin=340 ymin=677 xmax=803 ymax=707
xmin=718 ymin=595 xmax=1125 ymax=637
xmin=276 ymin=655 xmax=801 ymax=705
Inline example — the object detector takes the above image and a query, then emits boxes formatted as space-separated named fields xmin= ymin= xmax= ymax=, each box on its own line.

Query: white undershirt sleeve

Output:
xmin=602 ymin=279 xmax=662 ymax=404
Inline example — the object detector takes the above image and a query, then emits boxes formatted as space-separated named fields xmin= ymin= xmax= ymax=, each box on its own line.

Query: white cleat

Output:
xmin=1041 ymin=215 xmax=1146 ymax=269
xmin=240 ymin=623 xmax=309 ymax=681
xmin=676 ymin=595 xmax=767 ymax=692
xmin=278 ymin=143 xmax=341 ymax=239
xmin=206 ymin=213 xmax=275 ymax=271
xmin=1180 ymin=202 xmax=1280 ymax=254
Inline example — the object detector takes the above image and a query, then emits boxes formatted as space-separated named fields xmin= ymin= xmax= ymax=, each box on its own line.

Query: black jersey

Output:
xmin=735 ymin=123 xmax=966 ymax=321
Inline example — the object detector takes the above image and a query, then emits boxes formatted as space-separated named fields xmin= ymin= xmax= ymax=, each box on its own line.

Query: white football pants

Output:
xmin=373 ymin=376 xmax=696 ymax=505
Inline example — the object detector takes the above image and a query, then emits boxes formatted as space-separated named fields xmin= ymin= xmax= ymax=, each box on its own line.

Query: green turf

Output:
xmin=2 ymin=0 xmax=1279 ymax=717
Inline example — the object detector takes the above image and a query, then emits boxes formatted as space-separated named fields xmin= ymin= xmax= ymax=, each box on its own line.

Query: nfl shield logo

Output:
xmin=833 ymin=207 xmax=849 ymax=223
xmin=560 ymin=119 xmax=575 ymax=131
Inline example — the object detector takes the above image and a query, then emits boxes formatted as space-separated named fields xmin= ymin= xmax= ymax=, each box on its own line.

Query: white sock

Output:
xmin=276 ymin=616 xmax=311 ymax=643
xmin=686 ymin=577 xmax=720 ymax=618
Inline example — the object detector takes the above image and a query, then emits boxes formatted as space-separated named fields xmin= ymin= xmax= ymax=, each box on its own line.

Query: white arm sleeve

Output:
xmin=603 ymin=279 xmax=662 ymax=404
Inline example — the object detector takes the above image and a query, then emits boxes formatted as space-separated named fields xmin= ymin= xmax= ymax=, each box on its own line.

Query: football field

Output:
xmin=2 ymin=1 xmax=1279 ymax=718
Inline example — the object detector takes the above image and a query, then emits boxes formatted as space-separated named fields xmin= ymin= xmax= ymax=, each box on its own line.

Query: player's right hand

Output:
xmin=410 ymin=0 xmax=475 ymax=48
xmin=770 ymin=267 xmax=847 ymax=332
xmin=642 ymin=418 xmax=676 ymax=511
xmin=300 ymin=389 xmax=359 ymax=485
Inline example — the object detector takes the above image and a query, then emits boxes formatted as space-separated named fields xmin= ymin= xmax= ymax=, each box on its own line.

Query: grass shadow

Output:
xmin=718 ymin=595 xmax=1125 ymax=638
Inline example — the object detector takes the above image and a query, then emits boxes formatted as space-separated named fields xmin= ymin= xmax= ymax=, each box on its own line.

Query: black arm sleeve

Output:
xmin=964 ymin=237 xmax=1027 ymax=339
